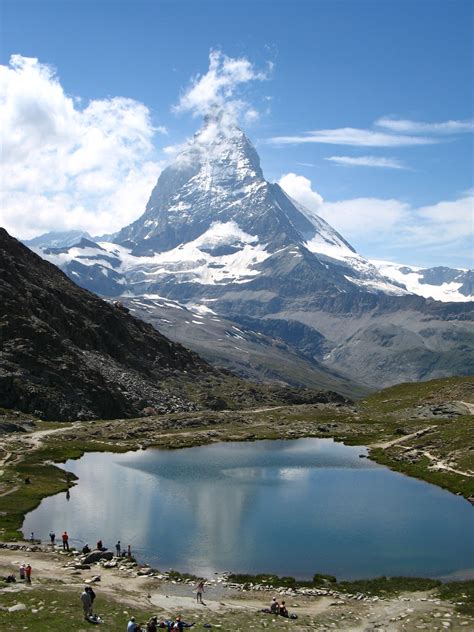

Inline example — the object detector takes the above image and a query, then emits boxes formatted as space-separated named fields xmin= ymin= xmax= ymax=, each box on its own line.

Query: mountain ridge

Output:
xmin=22 ymin=121 xmax=474 ymax=390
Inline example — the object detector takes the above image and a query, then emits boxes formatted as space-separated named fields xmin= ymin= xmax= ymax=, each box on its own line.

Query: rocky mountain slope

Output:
xmin=1 ymin=229 xmax=349 ymax=420
xmin=27 ymin=119 xmax=474 ymax=390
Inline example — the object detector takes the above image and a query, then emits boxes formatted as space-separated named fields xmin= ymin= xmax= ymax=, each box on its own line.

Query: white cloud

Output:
xmin=174 ymin=49 xmax=269 ymax=125
xmin=376 ymin=117 xmax=474 ymax=134
xmin=278 ymin=171 xmax=473 ymax=263
xmin=0 ymin=55 xmax=163 ymax=239
xmin=319 ymin=198 xmax=410 ymax=237
xmin=407 ymin=194 xmax=474 ymax=246
xmin=325 ymin=155 xmax=407 ymax=169
xmin=278 ymin=173 xmax=323 ymax=212
xmin=268 ymin=127 xmax=436 ymax=147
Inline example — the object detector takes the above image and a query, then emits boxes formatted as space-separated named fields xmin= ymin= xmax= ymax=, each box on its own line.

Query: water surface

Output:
xmin=23 ymin=438 xmax=474 ymax=580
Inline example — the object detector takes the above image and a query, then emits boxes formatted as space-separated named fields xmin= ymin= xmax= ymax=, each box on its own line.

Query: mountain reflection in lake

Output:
xmin=23 ymin=438 xmax=474 ymax=580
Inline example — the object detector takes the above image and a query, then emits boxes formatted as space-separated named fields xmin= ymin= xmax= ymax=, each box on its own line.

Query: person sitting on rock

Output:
xmin=279 ymin=601 xmax=289 ymax=618
xmin=96 ymin=539 xmax=103 ymax=551
xmin=270 ymin=597 xmax=279 ymax=614
xmin=82 ymin=543 xmax=91 ymax=554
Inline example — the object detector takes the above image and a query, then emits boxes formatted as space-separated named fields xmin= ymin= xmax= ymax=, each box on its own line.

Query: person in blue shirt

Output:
xmin=127 ymin=616 xmax=140 ymax=631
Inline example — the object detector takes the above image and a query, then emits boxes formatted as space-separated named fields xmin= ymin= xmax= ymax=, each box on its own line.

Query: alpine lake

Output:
xmin=22 ymin=438 xmax=474 ymax=581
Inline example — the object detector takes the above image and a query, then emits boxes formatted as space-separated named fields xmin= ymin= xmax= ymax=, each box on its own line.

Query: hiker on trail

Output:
xmin=25 ymin=564 xmax=32 ymax=583
xmin=270 ymin=597 xmax=279 ymax=614
xmin=127 ymin=616 xmax=140 ymax=631
xmin=116 ymin=540 xmax=121 ymax=556
xmin=196 ymin=580 xmax=205 ymax=604
xmin=62 ymin=531 xmax=69 ymax=551
xmin=19 ymin=563 xmax=25 ymax=580
xmin=81 ymin=587 xmax=92 ymax=620
xmin=279 ymin=600 xmax=289 ymax=618
xmin=49 ymin=531 xmax=55 ymax=545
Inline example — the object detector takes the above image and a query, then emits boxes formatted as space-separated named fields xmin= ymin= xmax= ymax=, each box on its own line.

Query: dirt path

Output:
xmin=423 ymin=450 xmax=474 ymax=477
xmin=370 ymin=425 xmax=437 ymax=449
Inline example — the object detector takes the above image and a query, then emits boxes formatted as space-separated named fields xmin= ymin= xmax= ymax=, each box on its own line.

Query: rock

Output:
xmin=103 ymin=560 xmax=117 ymax=568
xmin=8 ymin=603 xmax=27 ymax=612
xmin=82 ymin=550 xmax=114 ymax=564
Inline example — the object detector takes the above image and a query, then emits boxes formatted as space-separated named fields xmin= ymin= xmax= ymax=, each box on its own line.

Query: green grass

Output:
xmin=228 ymin=572 xmax=443 ymax=596
xmin=0 ymin=585 xmax=152 ymax=632
xmin=0 ymin=584 xmax=312 ymax=631
xmin=359 ymin=375 xmax=474 ymax=416
xmin=336 ymin=576 xmax=441 ymax=596
xmin=438 ymin=581 xmax=474 ymax=616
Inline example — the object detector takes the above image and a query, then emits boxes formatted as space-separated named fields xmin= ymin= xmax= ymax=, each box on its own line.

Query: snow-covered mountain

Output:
xmin=371 ymin=260 xmax=473 ymax=302
xmin=28 ymin=118 xmax=474 ymax=390
xmin=39 ymin=118 xmax=408 ymax=297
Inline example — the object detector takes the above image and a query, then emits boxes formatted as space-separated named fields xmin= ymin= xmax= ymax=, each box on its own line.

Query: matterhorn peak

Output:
xmin=115 ymin=118 xmax=400 ymax=303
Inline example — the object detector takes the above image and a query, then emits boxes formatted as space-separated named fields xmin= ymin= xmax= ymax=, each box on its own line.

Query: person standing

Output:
xmin=25 ymin=564 xmax=32 ymax=584
xmin=49 ymin=531 xmax=55 ymax=545
xmin=115 ymin=540 xmax=121 ymax=556
xmin=196 ymin=580 xmax=205 ymax=604
xmin=81 ymin=587 xmax=92 ymax=620
xmin=19 ymin=563 xmax=25 ymax=580
xmin=62 ymin=531 xmax=69 ymax=551
xmin=86 ymin=586 xmax=96 ymax=612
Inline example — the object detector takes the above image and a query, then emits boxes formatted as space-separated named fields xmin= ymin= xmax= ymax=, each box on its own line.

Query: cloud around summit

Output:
xmin=174 ymin=49 xmax=270 ymax=124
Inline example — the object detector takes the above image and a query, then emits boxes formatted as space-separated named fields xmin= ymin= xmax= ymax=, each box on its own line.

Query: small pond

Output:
xmin=23 ymin=438 xmax=474 ymax=580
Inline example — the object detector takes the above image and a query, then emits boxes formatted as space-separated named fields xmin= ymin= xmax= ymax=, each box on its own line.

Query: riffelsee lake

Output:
xmin=23 ymin=438 xmax=474 ymax=580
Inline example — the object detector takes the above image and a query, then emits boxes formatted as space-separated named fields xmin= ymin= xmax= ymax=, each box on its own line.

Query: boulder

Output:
xmin=82 ymin=550 xmax=114 ymax=564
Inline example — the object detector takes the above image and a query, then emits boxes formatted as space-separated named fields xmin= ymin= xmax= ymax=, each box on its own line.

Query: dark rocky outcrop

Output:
xmin=0 ymin=229 xmax=215 ymax=420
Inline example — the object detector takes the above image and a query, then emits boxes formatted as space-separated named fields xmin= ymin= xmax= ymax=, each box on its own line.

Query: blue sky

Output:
xmin=1 ymin=0 xmax=473 ymax=267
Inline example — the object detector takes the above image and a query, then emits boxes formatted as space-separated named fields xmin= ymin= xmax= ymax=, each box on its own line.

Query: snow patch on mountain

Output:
xmin=372 ymin=260 xmax=473 ymax=302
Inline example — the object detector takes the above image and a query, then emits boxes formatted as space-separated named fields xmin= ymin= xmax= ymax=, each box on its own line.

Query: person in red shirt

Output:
xmin=62 ymin=531 xmax=69 ymax=551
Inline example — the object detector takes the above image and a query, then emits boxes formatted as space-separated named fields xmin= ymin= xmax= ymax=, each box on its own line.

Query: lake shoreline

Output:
xmin=0 ymin=399 xmax=473 ymax=544
xmin=0 ymin=542 xmax=473 ymax=631
xmin=21 ymin=438 xmax=474 ymax=584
